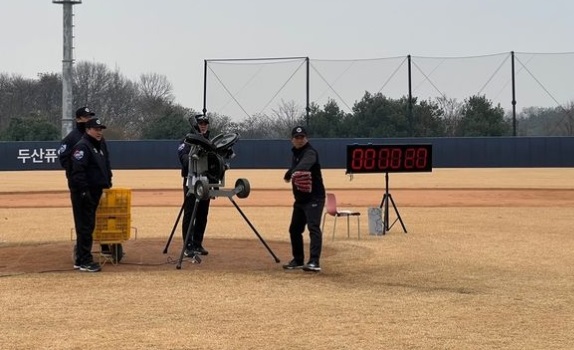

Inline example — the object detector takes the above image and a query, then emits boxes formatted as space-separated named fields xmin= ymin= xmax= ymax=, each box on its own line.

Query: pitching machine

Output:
xmin=163 ymin=127 xmax=280 ymax=269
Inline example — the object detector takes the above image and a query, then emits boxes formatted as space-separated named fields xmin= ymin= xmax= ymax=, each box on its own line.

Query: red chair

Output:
xmin=321 ymin=193 xmax=361 ymax=240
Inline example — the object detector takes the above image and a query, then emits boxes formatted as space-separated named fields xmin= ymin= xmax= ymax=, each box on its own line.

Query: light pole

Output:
xmin=53 ymin=0 xmax=82 ymax=137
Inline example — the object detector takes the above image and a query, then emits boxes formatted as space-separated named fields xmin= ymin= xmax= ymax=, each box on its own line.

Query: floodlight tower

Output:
xmin=53 ymin=0 xmax=82 ymax=137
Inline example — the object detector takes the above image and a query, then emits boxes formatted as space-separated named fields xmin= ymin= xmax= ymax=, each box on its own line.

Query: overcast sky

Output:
xmin=2 ymin=0 xmax=573 ymax=112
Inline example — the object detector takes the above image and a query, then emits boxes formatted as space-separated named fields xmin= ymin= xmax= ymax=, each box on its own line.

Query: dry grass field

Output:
xmin=1 ymin=168 xmax=573 ymax=349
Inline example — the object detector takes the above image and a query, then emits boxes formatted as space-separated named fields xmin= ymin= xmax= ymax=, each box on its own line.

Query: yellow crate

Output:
xmin=97 ymin=188 xmax=131 ymax=217
xmin=93 ymin=214 xmax=131 ymax=242
xmin=94 ymin=188 xmax=132 ymax=243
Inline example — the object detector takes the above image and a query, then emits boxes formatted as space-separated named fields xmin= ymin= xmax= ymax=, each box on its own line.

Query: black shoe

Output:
xmin=193 ymin=245 xmax=209 ymax=256
xmin=184 ymin=249 xmax=195 ymax=257
xmin=79 ymin=262 xmax=102 ymax=272
xmin=303 ymin=261 xmax=321 ymax=272
xmin=282 ymin=259 xmax=305 ymax=270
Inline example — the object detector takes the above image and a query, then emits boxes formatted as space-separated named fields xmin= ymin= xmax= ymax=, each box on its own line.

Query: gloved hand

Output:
xmin=292 ymin=171 xmax=312 ymax=193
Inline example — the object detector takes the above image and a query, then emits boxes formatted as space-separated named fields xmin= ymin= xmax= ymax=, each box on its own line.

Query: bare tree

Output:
xmin=35 ymin=73 xmax=62 ymax=127
xmin=0 ymin=73 xmax=14 ymax=130
xmin=230 ymin=100 xmax=306 ymax=139
xmin=235 ymin=113 xmax=276 ymax=139
xmin=558 ymin=101 xmax=574 ymax=136
xmin=73 ymin=61 xmax=113 ymax=108
xmin=436 ymin=96 xmax=463 ymax=136
xmin=206 ymin=113 xmax=236 ymax=136
xmin=269 ymin=99 xmax=305 ymax=136
xmin=101 ymin=71 xmax=140 ymax=139
xmin=138 ymin=73 xmax=174 ymax=103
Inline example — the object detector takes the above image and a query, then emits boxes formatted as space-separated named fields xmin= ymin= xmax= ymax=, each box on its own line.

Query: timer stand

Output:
xmin=345 ymin=143 xmax=432 ymax=235
xmin=379 ymin=171 xmax=407 ymax=234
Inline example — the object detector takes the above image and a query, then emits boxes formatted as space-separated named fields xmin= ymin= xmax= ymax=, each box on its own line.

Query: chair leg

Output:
xmin=347 ymin=216 xmax=350 ymax=238
xmin=332 ymin=216 xmax=338 ymax=241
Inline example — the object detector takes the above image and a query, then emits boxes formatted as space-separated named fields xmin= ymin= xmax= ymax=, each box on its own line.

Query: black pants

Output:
xmin=71 ymin=188 xmax=103 ymax=265
xmin=288 ymin=198 xmax=325 ymax=264
xmin=182 ymin=183 xmax=211 ymax=249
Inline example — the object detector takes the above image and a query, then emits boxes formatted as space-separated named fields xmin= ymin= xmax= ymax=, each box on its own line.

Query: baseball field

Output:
xmin=1 ymin=168 xmax=573 ymax=349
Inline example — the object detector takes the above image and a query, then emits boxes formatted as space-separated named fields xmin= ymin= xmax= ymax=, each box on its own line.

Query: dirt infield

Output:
xmin=3 ymin=187 xmax=574 ymax=208
xmin=3 ymin=168 xmax=574 ymax=209
xmin=2 ymin=188 xmax=571 ymax=276
xmin=1 ymin=168 xmax=574 ymax=275
xmin=0 ymin=238 xmax=293 ymax=275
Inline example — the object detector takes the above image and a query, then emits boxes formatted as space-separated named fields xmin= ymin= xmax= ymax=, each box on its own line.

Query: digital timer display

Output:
xmin=346 ymin=144 xmax=433 ymax=173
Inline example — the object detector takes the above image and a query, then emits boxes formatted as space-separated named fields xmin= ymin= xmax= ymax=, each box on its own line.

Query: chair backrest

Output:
xmin=325 ymin=193 xmax=338 ymax=216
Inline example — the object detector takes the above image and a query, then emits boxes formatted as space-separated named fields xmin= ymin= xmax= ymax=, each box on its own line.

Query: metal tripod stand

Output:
xmin=163 ymin=178 xmax=280 ymax=269
xmin=163 ymin=131 xmax=280 ymax=269
xmin=378 ymin=172 xmax=407 ymax=234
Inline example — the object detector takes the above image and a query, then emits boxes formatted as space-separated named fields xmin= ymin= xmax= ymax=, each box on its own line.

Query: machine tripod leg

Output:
xmin=163 ymin=197 xmax=187 ymax=254
xmin=229 ymin=197 xmax=280 ymax=263
xmin=166 ymin=179 xmax=280 ymax=269
xmin=176 ymin=198 xmax=201 ymax=269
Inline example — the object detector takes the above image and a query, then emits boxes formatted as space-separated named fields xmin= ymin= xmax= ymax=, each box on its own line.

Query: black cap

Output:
xmin=291 ymin=126 xmax=307 ymax=137
xmin=75 ymin=107 xmax=96 ymax=118
xmin=195 ymin=114 xmax=209 ymax=124
xmin=85 ymin=118 xmax=107 ymax=129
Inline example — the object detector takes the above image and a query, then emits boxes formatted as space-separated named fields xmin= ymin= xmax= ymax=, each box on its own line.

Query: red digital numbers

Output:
xmin=347 ymin=145 xmax=432 ymax=173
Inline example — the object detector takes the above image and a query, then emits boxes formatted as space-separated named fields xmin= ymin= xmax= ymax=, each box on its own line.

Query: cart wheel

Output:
xmin=100 ymin=244 xmax=111 ymax=254
xmin=235 ymin=178 xmax=251 ymax=198
xmin=110 ymin=244 xmax=124 ymax=264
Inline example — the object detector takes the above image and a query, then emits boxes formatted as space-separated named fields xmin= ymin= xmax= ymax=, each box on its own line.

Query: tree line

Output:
xmin=1 ymin=61 xmax=572 ymax=141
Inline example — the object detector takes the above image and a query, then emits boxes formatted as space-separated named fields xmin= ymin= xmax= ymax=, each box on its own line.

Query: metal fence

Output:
xmin=204 ymin=52 xmax=574 ymax=135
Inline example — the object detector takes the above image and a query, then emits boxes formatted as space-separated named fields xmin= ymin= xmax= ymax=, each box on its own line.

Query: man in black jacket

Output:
xmin=177 ymin=114 xmax=211 ymax=257
xmin=59 ymin=107 xmax=96 ymax=269
xmin=69 ymin=118 xmax=113 ymax=272
xmin=283 ymin=126 xmax=326 ymax=272
xmin=58 ymin=107 xmax=95 ymax=183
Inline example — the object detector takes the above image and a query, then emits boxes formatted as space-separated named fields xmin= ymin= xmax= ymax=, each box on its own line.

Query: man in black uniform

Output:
xmin=70 ymin=118 xmax=113 ymax=272
xmin=58 ymin=106 xmax=95 ymax=269
xmin=283 ymin=126 xmax=326 ymax=272
xmin=58 ymin=107 xmax=95 ymax=183
xmin=177 ymin=114 xmax=211 ymax=257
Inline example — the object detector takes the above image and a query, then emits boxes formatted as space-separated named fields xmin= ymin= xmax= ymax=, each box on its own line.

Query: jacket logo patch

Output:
xmin=58 ymin=144 xmax=66 ymax=155
xmin=73 ymin=150 xmax=84 ymax=160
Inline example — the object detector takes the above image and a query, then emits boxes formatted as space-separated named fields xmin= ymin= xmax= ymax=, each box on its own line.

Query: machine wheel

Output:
xmin=194 ymin=179 xmax=210 ymax=200
xmin=213 ymin=132 xmax=239 ymax=151
xmin=235 ymin=178 xmax=251 ymax=198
